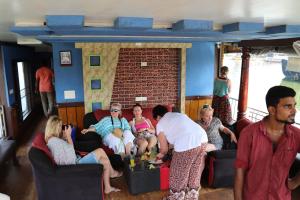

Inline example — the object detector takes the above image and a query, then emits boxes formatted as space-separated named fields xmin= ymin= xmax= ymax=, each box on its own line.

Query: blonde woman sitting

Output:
xmin=197 ymin=104 xmax=237 ymax=152
xmin=129 ymin=103 xmax=157 ymax=155
xmin=45 ymin=115 xmax=122 ymax=194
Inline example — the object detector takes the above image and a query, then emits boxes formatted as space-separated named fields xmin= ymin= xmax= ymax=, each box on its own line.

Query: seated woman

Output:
xmin=45 ymin=115 xmax=122 ymax=194
xmin=197 ymin=104 xmax=237 ymax=152
xmin=81 ymin=103 xmax=135 ymax=156
xmin=129 ymin=103 xmax=157 ymax=155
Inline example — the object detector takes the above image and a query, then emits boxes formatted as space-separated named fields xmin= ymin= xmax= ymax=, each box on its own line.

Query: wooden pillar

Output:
xmin=237 ymin=47 xmax=250 ymax=120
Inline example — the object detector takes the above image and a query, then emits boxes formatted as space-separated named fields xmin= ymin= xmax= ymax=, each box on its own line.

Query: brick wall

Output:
xmin=111 ymin=48 xmax=179 ymax=108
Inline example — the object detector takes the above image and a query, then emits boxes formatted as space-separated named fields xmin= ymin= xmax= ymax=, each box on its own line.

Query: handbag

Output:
xmin=112 ymin=128 xmax=123 ymax=138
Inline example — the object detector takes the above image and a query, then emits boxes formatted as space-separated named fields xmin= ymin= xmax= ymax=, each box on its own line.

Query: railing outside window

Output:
xmin=0 ymin=105 xmax=7 ymax=138
xmin=229 ymin=97 xmax=300 ymax=127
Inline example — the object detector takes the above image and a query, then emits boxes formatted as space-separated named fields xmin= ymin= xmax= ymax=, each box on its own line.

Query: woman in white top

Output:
xmin=153 ymin=105 xmax=208 ymax=200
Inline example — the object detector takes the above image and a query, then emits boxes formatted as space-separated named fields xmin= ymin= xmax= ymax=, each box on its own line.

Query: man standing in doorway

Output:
xmin=35 ymin=64 xmax=54 ymax=118
xmin=234 ymin=85 xmax=300 ymax=200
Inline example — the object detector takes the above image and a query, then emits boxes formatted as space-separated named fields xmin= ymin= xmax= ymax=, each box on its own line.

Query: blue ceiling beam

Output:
xmin=10 ymin=26 xmax=52 ymax=36
xmin=46 ymin=15 xmax=84 ymax=29
xmin=172 ymin=20 xmax=213 ymax=31
xmin=222 ymin=22 xmax=264 ymax=33
xmin=11 ymin=26 xmax=222 ymax=37
xmin=265 ymin=25 xmax=300 ymax=35
xmin=114 ymin=17 xmax=153 ymax=29
xmin=10 ymin=15 xmax=300 ymax=43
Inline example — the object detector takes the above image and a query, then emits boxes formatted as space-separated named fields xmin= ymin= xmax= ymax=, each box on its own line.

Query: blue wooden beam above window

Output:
xmin=46 ymin=15 xmax=84 ymax=29
xmin=222 ymin=22 xmax=264 ymax=33
xmin=265 ymin=25 xmax=300 ymax=35
xmin=172 ymin=20 xmax=213 ymax=31
xmin=114 ymin=17 xmax=153 ymax=29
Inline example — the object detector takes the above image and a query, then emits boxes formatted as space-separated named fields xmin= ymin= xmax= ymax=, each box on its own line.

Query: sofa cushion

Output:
xmin=32 ymin=132 xmax=55 ymax=163
xmin=93 ymin=110 xmax=110 ymax=122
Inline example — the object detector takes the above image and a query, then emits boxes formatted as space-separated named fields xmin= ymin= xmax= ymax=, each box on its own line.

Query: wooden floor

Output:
xmin=0 ymin=116 xmax=299 ymax=200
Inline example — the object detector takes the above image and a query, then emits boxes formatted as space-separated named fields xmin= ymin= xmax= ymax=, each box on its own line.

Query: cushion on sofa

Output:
xmin=32 ymin=132 xmax=55 ymax=163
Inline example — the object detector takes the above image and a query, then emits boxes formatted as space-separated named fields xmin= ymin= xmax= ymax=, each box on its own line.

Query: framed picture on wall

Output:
xmin=60 ymin=51 xmax=72 ymax=66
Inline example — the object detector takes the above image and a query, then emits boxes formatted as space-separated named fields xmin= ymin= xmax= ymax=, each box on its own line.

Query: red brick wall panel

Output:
xmin=112 ymin=48 xmax=179 ymax=108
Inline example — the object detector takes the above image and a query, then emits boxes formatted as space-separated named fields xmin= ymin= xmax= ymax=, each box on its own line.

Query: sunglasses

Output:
xmin=110 ymin=109 xmax=120 ymax=112
xmin=202 ymin=104 xmax=210 ymax=109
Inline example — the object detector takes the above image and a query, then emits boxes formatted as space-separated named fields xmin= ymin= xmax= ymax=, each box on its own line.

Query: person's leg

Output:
xmin=46 ymin=91 xmax=54 ymax=116
xmin=39 ymin=92 xmax=48 ymax=117
xmin=103 ymin=134 xmax=125 ymax=154
xmin=136 ymin=138 xmax=148 ymax=155
xmin=146 ymin=135 xmax=157 ymax=151
xmin=166 ymin=150 xmax=194 ymax=200
xmin=186 ymin=145 xmax=207 ymax=200
xmin=79 ymin=150 xmax=121 ymax=194
xmin=93 ymin=148 xmax=122 ymax=178
xmin=123 ymin=130 xmax=135 ymax=155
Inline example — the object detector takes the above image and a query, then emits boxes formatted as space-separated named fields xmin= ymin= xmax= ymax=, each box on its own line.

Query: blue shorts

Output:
xmin=77 ymin=152 xmax=100 ymax=164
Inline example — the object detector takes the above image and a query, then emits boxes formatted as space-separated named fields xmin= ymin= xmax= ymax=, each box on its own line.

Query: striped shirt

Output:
xmin=92 ymin=116 xmax=131 ymax=138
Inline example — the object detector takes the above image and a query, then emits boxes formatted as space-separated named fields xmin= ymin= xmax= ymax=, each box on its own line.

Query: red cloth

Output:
xmin=160 ymin=166 xmax=170 ymax=190
xmin=235 ymin=120 xmax=300 ymax=200
xmin=35 ymin=66 xmax=54 ymax=92
xmin=32 ymin=132 xmax=55 ymax=163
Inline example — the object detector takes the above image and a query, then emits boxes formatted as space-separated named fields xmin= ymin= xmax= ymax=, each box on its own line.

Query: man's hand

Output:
xmin=156 ymin=152 xmax=165 ymax=160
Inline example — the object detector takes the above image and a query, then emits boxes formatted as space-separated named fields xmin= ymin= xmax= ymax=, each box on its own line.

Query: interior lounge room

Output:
xmin=0 ymin=0 xmax=300 ymax=200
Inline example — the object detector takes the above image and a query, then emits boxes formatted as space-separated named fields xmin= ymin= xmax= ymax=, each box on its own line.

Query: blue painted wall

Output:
xmin=1 ymin=45 xmax=35 ymax=106
xmin=52 ymin=43 xmax=84 ymax=103
xmin=186 ymin=42 xmax=215 ymax=96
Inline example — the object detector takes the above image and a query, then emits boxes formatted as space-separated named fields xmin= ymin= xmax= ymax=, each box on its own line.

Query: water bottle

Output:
xmin=129 ymin=151 xmax=135 ymax=169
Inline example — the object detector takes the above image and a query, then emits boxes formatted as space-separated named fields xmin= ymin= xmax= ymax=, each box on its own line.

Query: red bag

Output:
xmin=160 ymin=165 xmax=170 ymax=190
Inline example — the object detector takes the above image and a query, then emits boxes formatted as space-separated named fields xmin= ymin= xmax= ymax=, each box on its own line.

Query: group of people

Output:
xmin=43 ymin=84 xmax=300 ymax=199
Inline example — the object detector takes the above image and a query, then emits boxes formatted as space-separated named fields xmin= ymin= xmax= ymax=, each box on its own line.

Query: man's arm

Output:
xmin=234 ymin=168 xmax=246 ymax=200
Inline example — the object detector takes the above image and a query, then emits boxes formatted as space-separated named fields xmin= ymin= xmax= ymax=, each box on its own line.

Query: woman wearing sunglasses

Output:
xmin=81 ymin=103 xmax=135 ymax=156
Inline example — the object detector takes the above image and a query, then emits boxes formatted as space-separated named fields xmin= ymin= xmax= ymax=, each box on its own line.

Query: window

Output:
xmin=223 ymin=52 xmax=300 ymax=126
xmin=0 ymin=105 xmax=6 ymax=138
xmin=17 ymin=62 xmax=32 ymax=120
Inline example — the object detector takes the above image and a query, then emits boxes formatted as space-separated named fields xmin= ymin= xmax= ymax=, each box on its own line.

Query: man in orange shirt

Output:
xmin=35 ymin=65 xmax=54 ymax=118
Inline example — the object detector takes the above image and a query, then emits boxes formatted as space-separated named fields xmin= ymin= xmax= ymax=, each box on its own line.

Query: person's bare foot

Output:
xmin=110 ymin=170 xmax=123 ymax=178
xmin=105 ymin=187 xmax=121 ymax=194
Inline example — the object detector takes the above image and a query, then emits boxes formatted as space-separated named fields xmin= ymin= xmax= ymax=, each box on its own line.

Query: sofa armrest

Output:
xmin=208 ymin=149 xmax=236 ymax=159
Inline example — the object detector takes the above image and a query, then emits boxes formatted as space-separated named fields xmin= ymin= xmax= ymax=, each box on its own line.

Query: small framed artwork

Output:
xmin=89 ymin=55 xmax=101 ymax=67
xmin=60 ymin=51 xmax=72 ymax=66
xmin=91 ymin=79 xmax=101 ymax=90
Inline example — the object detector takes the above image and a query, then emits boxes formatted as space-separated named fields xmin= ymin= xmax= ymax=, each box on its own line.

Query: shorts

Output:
xmin=77 ymin=151 xmax=100 ymax=164
xmin=134 ymin=131 xmax=155 ymax=143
